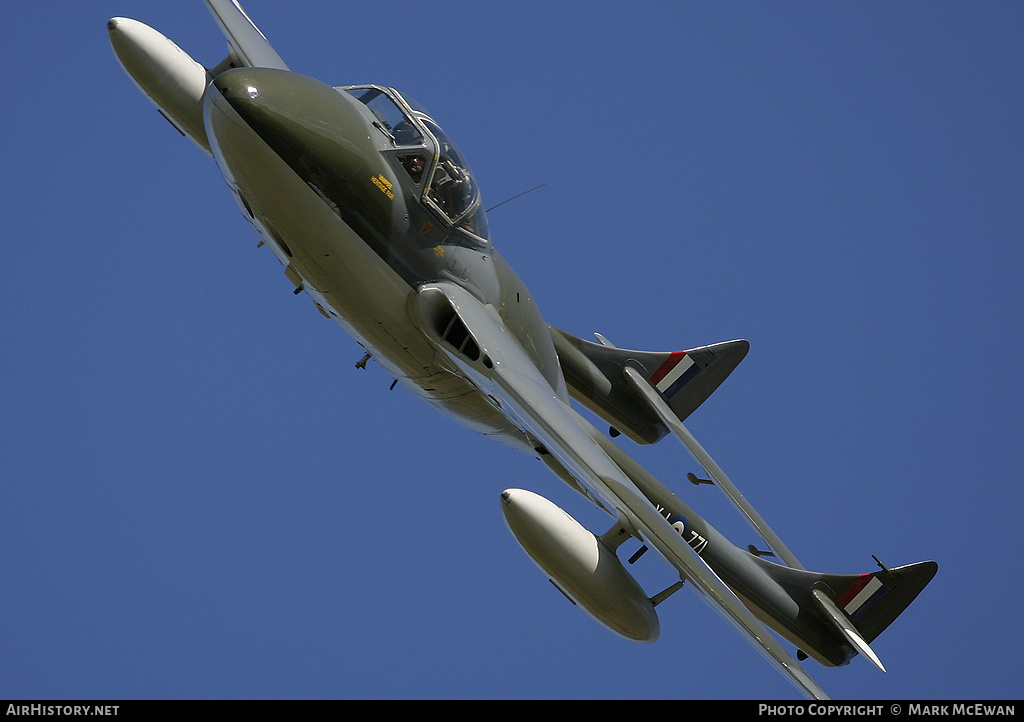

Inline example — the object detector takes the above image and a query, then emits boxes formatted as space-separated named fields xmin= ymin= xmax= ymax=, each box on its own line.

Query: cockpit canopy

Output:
xmin=342 ymin=85 xmax=489 ymax=241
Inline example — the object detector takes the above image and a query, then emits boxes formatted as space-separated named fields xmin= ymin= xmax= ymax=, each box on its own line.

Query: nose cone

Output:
xmin=206 ymin=67 xmax=395 ymax=239
xmin=209 ymin=67 xmax=367 ymax=152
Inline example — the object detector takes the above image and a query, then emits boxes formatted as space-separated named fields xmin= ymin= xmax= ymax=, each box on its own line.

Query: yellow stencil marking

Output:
xmin=371 ymin=174 xmax=394 ymax=200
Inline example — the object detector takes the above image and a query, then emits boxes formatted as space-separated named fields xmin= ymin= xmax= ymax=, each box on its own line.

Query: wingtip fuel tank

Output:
xmin=500 ymin=488 xmax=659 ymax=643
xmin=107 ymin=17 xmax=211 ymax=154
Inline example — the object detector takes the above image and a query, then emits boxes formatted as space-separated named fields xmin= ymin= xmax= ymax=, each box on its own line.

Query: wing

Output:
xmin=204 ymin=0 xmax=289 ymax=70
xmin=412 ymin=282 xmax=828 ymax=701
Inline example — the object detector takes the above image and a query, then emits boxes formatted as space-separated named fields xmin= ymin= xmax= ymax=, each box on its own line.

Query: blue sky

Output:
xmin=3 ymin=0 xmax=1022 ymax=700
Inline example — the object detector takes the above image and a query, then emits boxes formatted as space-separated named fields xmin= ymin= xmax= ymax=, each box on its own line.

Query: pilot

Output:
xmin=430 ymin=158 xmax=469 ymax=214
xmin=400 ymin=154 xmax=426 ymax=183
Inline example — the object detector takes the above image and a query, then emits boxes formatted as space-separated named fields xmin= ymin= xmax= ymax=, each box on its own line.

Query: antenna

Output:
xmin=486 ymin=184 xmax=546 ymax=212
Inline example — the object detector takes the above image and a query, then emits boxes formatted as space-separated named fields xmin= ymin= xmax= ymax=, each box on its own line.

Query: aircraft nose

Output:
xmin=206 ymin=67 xmax=395 ymax=237
xmin=212 ymin=69 xmax=261 ymax=106
xmin=210 ymin=67 xmax=350 ymax=137
xmin=209 ymin=67 xmax=379 ymax=158
xmin=211 ymin=67 xmax=282 ymax=105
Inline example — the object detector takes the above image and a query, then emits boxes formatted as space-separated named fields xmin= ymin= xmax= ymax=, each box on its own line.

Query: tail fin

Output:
xmin=825 ymin=560 xmax=938 ymax=644
xmin=548 ymin=325 xmax=749 ymax=445
xmin=772 ymin=560 xmax=938 ymax=668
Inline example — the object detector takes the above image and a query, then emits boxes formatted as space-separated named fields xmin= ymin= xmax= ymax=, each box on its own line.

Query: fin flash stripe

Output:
xmin=649 ymin=352 xmax=698 ymax=398
xmin=837 ymin=574 xmax=888 ymax=620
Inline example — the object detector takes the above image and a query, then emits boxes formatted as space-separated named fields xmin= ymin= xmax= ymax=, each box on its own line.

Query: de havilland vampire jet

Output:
xmin=108 ymin=0 xmax=937 ymax=699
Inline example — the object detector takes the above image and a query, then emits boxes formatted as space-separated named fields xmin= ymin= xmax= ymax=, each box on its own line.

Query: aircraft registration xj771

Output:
xmin=108 ymin=1 xmax=937 ymax=699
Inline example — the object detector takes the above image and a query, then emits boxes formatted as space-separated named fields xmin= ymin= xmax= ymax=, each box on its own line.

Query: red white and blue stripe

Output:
xmin=649 ymin=351 xmax=698 ymax=399
xmin=837 ymin=574 xmax=889 ymax=621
